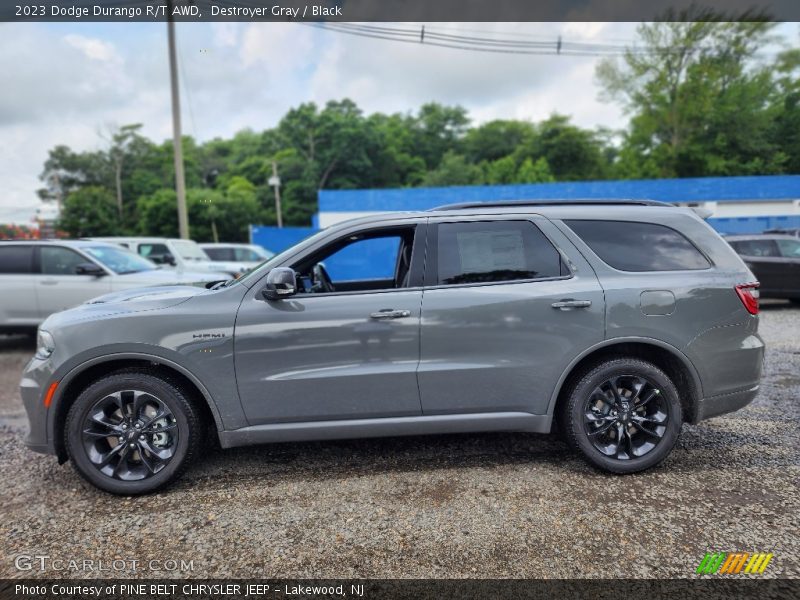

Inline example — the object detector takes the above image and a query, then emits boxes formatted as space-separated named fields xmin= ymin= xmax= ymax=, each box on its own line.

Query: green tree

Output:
xmin=597 ymin=14 xmax=779 ymax=178
xmin=412 ymin=103 xmax=470 ymax=169
xmin=421 ymin=151 xmax=484 ymax=187
xmin=521 ymin=115 xmax=610 ymax=181
xmin=58 ymin=186 xmax=119 ymax=237
xmin=516 ymin=157 xmax=555 ymax=183
xmin=464 ymin=120 xmax=535 ymax=163
xmin=484 ymin=155 xmax=518 ymax=185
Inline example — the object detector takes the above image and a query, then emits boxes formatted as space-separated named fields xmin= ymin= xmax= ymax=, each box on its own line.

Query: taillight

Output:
xmin=735 ymin=282 xmax=760 ymax=315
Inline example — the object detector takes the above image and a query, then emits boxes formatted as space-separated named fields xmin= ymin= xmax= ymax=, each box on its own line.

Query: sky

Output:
xmin=0 ymin=21 xmax=795 ymax=223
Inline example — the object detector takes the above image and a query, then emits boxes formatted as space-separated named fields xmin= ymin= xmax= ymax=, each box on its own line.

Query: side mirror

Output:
xmin=261 ymin=267 xmax=297 ymax=301
xmin=75 ymin=263 xmax=105 ymax=277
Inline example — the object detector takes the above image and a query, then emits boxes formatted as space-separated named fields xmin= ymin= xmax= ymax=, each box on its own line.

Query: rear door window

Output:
xmin=565 ymin=220 xmax=710 ymax=271
xmin=0 ymin=245 xmax=34 ymax=274
xmin=435 ymin=221 xmax=563 ymax=285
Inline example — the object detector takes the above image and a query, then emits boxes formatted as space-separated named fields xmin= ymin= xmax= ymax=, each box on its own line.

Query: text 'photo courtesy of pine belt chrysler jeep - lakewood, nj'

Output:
xmin=19 ymin=200 xmax=765 ymax=494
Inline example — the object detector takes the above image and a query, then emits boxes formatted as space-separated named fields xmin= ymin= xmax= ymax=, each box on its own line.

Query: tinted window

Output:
xmin=0 ymin=245 xmax=34 ymax=274
xmin=203 ymin=247 xmax=235 ymax=261
xmin=776 ymin=238 xmax=800 ymax=258
xmin=565 ymin=220 xmax=710 ymax=271
xmin=730 ymin=239 xmax=780 ymax=258
xmin=41 ymin=246 xmax=88 ymax=275
xmin=436 ymin=221 xmax=562 ymax=285
xmin=138 ymin=243 xmax=172 ymax=259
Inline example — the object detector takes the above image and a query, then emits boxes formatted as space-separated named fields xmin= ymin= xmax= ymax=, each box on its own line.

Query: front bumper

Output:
xmin=20 ymin=358 xmax=56 ymax=455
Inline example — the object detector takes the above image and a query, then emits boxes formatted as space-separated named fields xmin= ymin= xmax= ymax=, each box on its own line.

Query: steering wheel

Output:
xmin=312 ymin=262 xmax=335 ymax=293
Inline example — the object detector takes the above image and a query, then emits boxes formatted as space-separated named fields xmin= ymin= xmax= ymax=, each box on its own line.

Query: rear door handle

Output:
xmin=551 ymin=299 xmax=592 ymax=310
xmin=369 ymin=309 xmax=411 ymax=320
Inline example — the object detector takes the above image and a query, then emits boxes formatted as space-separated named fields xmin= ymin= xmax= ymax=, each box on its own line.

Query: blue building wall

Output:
xmin=251 ymin=176 xmax=800 ymax=274
xmin=318 ymin=175 xmax=800 ymax=212
xmin=251 ymin=225 xmax=317 ymax=254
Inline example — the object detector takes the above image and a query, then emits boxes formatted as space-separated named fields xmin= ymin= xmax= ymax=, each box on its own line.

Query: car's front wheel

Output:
xmin=559 ymin=358 xmax=683 ymax=474
xmin=65 ymin=370 xmax=202 ymax=494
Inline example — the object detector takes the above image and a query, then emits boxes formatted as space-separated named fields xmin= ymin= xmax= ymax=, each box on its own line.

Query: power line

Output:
xmin=306 ymin=22 xmax=780 ymax=58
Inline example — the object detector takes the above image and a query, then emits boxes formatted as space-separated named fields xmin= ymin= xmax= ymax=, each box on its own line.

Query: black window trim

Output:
xmin=424 ymin=218 xmax=573 ymax=291
xmin=563 ymin=219 xmax=714 ymax=273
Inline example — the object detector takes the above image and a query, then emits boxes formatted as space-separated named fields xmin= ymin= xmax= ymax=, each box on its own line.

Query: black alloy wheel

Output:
xmin=66 ymin=370 xmax=202 ymax=494
xmin=583 ymin=375 xmax=668 ymax=460
xmin=81 ymin=390 xmax=179 ymax=481
xmin=559 ymin=358 xmax=683 ymax=474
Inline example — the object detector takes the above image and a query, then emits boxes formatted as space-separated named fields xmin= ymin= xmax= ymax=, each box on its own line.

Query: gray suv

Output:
xmin=20 ymin=200 xmax=765 ymax=494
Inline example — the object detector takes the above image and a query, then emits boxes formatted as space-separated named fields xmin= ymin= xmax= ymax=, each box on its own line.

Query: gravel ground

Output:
xmin=1 ymin=303 xmax=798 ymax=579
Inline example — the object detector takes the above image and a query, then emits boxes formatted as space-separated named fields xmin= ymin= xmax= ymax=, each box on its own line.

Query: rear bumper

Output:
xmin=696 ymin=384 xmax=760 ymax=421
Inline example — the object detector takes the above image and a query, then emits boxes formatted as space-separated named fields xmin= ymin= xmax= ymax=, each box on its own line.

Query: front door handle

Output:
xmin=369 ymin=309 xmax=411 ymax=320
xmin=551 ymin=299 xmax=592 ymax=310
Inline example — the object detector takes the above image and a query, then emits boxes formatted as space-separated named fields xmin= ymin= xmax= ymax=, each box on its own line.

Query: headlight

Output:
xmin=35 ymin=329 xmax=55 ymax=360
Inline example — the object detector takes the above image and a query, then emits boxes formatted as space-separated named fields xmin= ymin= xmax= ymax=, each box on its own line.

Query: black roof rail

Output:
xmin=428 ymin=198 xmax=673 ymax=211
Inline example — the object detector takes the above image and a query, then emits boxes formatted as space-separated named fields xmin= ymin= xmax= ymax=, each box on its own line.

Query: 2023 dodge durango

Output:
xmin=20 ymin=200 xmax=765 ymax=494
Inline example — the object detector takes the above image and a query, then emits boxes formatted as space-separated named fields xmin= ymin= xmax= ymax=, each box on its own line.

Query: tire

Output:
xmin=65 ymin=370 xmax=202 ymax=494
xmin=558 ymin=358 xmax=683 ymax=474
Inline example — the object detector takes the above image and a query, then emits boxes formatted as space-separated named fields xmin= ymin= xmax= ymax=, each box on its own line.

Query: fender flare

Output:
xmin=545 ymin=336 xmax=704 ymax=419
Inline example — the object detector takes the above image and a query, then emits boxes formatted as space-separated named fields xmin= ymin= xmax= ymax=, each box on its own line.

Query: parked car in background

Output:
xmin=89 ymin=237 xmax=244 ymax=278
xmin=726 ymin=234 xmax=800 ymax=303
xmin=21 ymin=200 xmax=765 ymax=493
xmin=0 ymin=240 xmax=225 ymax=332
xmin=763 ymin=228 xmax=800 ymax=238
xmin=199 ymin=243 xmax=274 ymax=271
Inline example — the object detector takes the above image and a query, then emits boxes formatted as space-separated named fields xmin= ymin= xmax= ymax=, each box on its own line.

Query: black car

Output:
xmin=726 ymin=234 xmax=800 ymax=303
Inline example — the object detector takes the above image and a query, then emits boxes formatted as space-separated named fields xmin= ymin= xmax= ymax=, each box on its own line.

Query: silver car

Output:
xmin=20 ymin=201 xmax=765 ymax=494
xmin=0 ymin=240 xmax=226 ymax=331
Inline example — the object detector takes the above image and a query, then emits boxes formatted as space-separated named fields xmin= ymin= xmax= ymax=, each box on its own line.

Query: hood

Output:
xmin=42 ymin=285 xmax=209 ymax=329
xmin=87 ymin=285 xmax=209 ymax=306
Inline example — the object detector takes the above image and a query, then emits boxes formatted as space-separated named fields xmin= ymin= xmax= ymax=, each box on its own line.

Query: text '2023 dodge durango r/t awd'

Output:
xmin=20 ymin=200 xmax=765 ymax=494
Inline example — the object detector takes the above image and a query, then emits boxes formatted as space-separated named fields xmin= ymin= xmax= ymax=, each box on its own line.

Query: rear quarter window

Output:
xmin=565 ymin=220 xmax=710 ymax=272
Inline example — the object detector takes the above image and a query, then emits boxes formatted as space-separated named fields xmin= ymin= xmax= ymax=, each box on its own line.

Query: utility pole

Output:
xmin=167 ymin=0 xmax=189 ymax=239
xmin=269 ymin=160 xmax=283 ymax=228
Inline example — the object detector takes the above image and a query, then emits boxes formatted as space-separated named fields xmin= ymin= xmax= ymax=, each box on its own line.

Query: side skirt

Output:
xmin=218 ymin=412 xmax=551 ymax=449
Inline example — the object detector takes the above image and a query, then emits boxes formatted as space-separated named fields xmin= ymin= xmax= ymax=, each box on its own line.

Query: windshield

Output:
xmin=172 ymin=240 xmax=209 ymax=261
xmin=84 ymin=246 xmax=157 ymax=274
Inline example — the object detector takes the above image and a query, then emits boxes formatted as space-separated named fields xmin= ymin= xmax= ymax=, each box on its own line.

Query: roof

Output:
xmin=430 ymin=198 xmax=671 ymax=210
xmin=319 ymin=175 xmax=800 ymax=212
xmin=0 ymin=239 xmax=119 ymax=247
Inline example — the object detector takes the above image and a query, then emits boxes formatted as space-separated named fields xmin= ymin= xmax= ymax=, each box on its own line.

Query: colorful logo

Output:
xmin=696 ymin=552 xmax=773 ymax=575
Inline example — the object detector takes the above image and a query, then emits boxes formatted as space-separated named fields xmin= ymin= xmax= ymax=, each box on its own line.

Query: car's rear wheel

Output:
xmin=559 ymin=358 xmax=682 ymax=474
xmin=65 ymin=370 xmax=202 ymax=494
